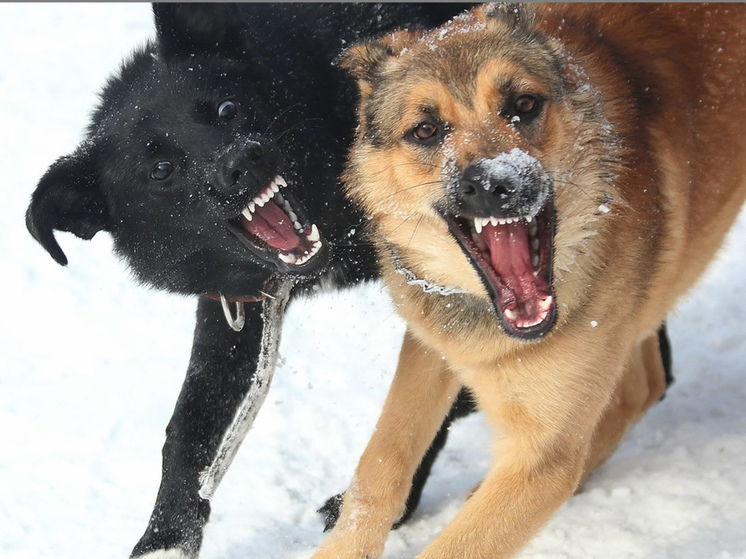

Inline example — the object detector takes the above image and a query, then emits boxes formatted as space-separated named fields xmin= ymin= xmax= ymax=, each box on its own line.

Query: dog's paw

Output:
xmin=317 ymin=492 xmax=344 ymax=532
xmin=133 ymin=549 xmax=193 ymax=559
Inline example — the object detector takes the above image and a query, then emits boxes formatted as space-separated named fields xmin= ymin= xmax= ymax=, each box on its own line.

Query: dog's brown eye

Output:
xmin=150 ymin=161 xmax=173 ymax=181
xmin=218 ymin=100 xmax=237 ymax=121
xmin=515 ymin=95 xmax=538 ymax=114
xmin=413 ymin=122 xmax=438 ymax=141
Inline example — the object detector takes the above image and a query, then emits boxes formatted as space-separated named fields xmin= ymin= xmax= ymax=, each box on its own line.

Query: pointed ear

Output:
xmin=483 ymin=3 xmax=539 ymax=36
xmin=336 ymin=30 xmax=421 ymax=101
xmin=26 ymin=145 xmax=109 ymax=266
xmin=153 ymin=3 xmax=248 ymax=59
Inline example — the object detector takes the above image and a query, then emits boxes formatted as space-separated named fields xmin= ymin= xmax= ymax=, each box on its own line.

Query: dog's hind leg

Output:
xmin=580 ymin=329 xmax=669 ymax=482
xmin=130 ymin=296 xmax=287 ymax=559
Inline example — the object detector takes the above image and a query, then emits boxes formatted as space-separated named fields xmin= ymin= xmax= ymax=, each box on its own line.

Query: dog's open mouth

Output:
xmin=446 ymin=201 xmax=557 ymax=341
xmin=226 ymin=175 xmax=325 ymax=273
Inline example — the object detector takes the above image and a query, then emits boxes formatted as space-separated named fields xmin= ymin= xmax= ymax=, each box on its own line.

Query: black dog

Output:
xmin=26 ymin=4 xmax=476 ymax=557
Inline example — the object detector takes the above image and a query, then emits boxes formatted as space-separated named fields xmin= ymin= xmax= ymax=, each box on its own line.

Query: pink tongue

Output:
xmin=242 ymin=202 xmax=301 ymax=252
xmin=483 ymin=221 xmax=539 ymax=304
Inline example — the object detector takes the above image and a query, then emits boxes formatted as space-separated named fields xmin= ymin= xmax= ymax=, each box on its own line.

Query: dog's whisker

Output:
xmin=262 ymin=101 xmax=304 ymax=136
xmin=366 ymin=161 xmax=439 ymax=177
xmin=271 ymin=117 xmax=325 ymax=143
xmin=387 ymin=210 xmax=419 ymax=236
xmin=379 ymin=179 xmax=443 ymax=203
xmin=407 ymin=214 xmax=425 ymax=250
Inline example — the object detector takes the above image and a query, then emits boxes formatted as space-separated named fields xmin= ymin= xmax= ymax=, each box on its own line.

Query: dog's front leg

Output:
xmin=131 ymin=296 xmax=284 ymax=559
xmin=416 ymin=339 xmax=630 ymax=559
xmin=312 ymin=329 xmax=461 ymax=559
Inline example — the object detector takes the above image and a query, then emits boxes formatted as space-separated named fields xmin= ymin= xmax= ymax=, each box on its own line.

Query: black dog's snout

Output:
xmin=457 ymin=163 xmax=522 ymax=216
xmin=215 ymin=141 xmax=268 ymax=193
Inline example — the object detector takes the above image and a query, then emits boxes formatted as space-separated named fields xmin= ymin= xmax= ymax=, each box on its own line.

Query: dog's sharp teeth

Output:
xmin=504 ymin=308 xmax=518 ymax=320
xmin=482 ymin=217 xmax=490 ymax=227
xmin=294 ymin=221 xmax=303 ymax=232
xmin=279 ymin=253 xmax=297 ymax=265
xmin=308 ymin=224 xmax=320 ymax=242
xmin=261 ymin=191 xmax=272 ymax=203
xmin=491 ymin=217 xmax=499 ymax=226
xmin=283 ymin=201 xmax=292 ymax=213
xmin=474 ymin=218 xmax=483 ymax=234
xmin=275 ymin=192 xmax=284 ymax=205
xmin=538 ymin=296 xmax=553 ymax=311
xmin=241 ymin=207 xmax=253 ymax=221
xmin=255 ymin=196 xmax=265 ymax=208
xmin=288 ymin=210 xmax=298 ymax=223
xmin=275 ymin=175 xmax=287 ymax=188
xmin=525 ymin=215 xmax=533 ymax=223
xmin=249 ymin=201 xmax=256 ymax=213
xmin=271 ymin=182 xmax=280 ymax=194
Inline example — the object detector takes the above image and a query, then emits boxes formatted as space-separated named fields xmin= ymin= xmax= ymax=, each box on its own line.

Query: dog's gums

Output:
xmin=446 ymin=200 xmax=556 ymax=340
xmin=227 ymin=175 xmax=324 ymax=272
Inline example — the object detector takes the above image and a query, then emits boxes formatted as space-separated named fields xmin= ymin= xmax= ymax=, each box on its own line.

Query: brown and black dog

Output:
xmin=312 ymin=4 xmax=746 ymax=558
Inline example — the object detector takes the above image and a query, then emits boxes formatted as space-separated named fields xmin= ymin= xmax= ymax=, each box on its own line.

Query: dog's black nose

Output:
xmin=457 ymin=162 xmax=521 ymax=216
xmin=215 ymin=141 xmax=268 ymax=193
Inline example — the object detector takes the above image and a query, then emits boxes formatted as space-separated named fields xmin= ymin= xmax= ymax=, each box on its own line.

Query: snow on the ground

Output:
xmin=1 ymin=4 xmax=744 ymax=559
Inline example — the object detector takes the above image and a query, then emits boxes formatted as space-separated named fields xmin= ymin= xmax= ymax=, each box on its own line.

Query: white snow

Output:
xmin=1 ymin=5 xmax=745 ymax=559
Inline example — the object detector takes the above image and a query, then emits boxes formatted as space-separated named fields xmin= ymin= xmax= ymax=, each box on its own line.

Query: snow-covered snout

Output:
xmin=450 ymin=150 xmax=552 ymax=224
xmin=445 ymin=149 xmax=556 ymax=340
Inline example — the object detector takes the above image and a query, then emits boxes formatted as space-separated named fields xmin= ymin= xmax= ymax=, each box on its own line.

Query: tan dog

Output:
xmin=312 ymin=3 xmax=746 ymax=558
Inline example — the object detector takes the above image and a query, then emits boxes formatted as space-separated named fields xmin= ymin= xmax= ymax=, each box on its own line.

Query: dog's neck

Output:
xmin=388 ymin=246 xmax=470 ymax=297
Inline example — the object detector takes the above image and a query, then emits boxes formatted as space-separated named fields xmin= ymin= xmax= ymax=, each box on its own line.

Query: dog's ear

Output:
xmin=153 ymin=3 xmax=248 ymax=59
xmin=26 ymin=145 xmax=108 ymax=266
xmin=336 ymin=30 xmax=421 ymax=102
xmin=483 ymin=3 xmax=539 ymax=36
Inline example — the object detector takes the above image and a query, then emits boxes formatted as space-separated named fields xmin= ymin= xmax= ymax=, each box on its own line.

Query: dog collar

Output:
xmin=389 ymin=246 xmax=469 ymax=296
xmin=203 ymin=279 xmax=277 ymax=332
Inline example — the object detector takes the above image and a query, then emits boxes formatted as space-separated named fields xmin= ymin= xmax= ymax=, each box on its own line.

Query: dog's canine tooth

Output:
xmin=241 ymin=207 xmax=253 ymax=221
xmin=275 ymin=175 xmax=287 ymax=188
xmin=279 ymin=252 xmax=296 ymax=264
xmin=474 ymin=218 xmax=483 ymax=234
xmin=308 ymin=224 xmax=320 ymax=242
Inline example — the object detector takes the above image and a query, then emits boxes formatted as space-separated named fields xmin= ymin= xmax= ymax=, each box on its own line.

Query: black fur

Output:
xmin=27 ymin=4 xmax=474 ymax=557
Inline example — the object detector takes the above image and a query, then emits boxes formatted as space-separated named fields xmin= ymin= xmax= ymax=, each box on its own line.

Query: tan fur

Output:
xmin=314 ymin=4 xmax=746 ymax=558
